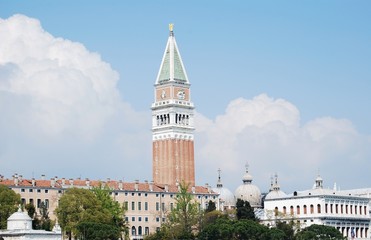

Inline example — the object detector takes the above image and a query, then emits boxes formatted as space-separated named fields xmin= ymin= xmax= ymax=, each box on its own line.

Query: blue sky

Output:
xmin=1 ymin=1 xmax=370 ymax=193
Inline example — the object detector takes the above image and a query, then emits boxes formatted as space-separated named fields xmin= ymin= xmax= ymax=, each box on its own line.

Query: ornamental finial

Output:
xmin=169 ymin=23 xmax=174 ymax=32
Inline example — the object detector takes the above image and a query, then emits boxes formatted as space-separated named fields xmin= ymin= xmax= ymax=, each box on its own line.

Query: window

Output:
xmin=171 ymin=203 xmax=174 ymax=210
xmin=162 ymin=202 xmax=165 ymax=211
xmin=341 ymin=204 xmax=343 ymax=214
xmin=138 ymin=202 xmax=142 ymax=211
xmin=156 ymin=217 xmax=160 ymax=222
xmin=145 ymin=227 xmax=149 ymax=235
xmin=297 ymin=205 xmax=300 ymax=215
xmin=37 ymin=199 xmax=42 ymax=208
xmin=303 ymin=205 xmax=307 ymax=214
xmin=45 ymin=199 xmax=49 ymax=209
xmin=45 ymin=189 xmax=48 ymax=193
xmin=37 ymin=189 xmax=41 ymax=193
xmin=335 ymin=204 xmax=338 ymax=214
xmin=145 ymin=202 xmax=148 ymax=211
xmin=156 ymin=202 xmax=160 ymax=211
xmin=115 ymin=192 xmax=118 ymax=196
xmin=125 ymin=217 xmax=128 ymax=222
xmin=274 ymin=207 xmax=278 ymax=216
xmin=124 ymin=201 xmax=128 ymax=210
xmin=29 ymin=198 xmax=34 ymax=205
xmin=131 ymin=226 xmax=136 ymax=236
xmin=131 ymin=217 xmax=135 ymax=222
xmin=346 ymin=205 xmax=348 ymax=214
xmin=58 ymin=190 xmax=62 ymax=194
xmin=330 ymin=204 xmax=333 ymax=214
xmin=138 ymin=193 xmax=141 ymax=196
xmin=21 ymin=198 xmax=26 ymax=205
xmin=156 ymin=194 xmax=159 ymax=197
xmin=29 ymin=189 xmax=33 ymax=192
xmin=364 ymin=206 xmax=367 ymax=215
xmin=131 ymin=201 xmax=135 ymax=211
xmin=317 ymin=204 xmax=321 ymax=213
xmin=138 ymin=226 xmax=142 ymax=235
xmin=21 ymin=189 xmax=25 ymax=192
xmin=290 ymin=206 xmax=294 ymax=215
xmin=145 ymin=193 xmax=148 ymax=197
xmin=125 ymin=192 xmax=128 ymax=196
xmin=310 ymin=204 xmax=314 ymax=214
xmin=283 ymin=206 xmax=287 ymax=214
xmin=325 ymin=204 xmax=328 ymax=213
xmin=138 ymin=217 xmax=142 ymax=222
xmin=131 ymin=193 xmax=135 ymax=196
xmin=145 ymin=217 xmax=148 ymax=222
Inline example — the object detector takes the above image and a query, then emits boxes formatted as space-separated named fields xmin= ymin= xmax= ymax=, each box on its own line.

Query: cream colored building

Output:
xmin=0 ymin=174 xmax=218 ymax=240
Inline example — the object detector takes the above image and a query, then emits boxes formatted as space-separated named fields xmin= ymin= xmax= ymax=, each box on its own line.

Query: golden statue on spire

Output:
xmin=169 ymin=23 xmax=174 ymax=32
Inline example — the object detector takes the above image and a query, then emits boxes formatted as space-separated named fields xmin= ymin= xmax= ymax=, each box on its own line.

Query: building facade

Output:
xmin=151 ymin=24 xmax=195 ymax=186
xmin=263 ymin=175 xmax=371 ymax=239
xmin=0 ymin=174 xmax=218 ymax=240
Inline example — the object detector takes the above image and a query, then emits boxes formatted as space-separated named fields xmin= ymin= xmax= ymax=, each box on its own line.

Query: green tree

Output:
xmin=276 ymin=221 xmax=295 ymax=240
xmin=167 ymin=182 xmax=200 ymax=239
xmin=76 ymin=221 xmax=121 ymax=240
xmin=295 ymin=224 xmax=346 ymax=240
xmin=205 ymin=200 xmax=216 ymax=213
xmin=92 ymin=184 xmax=128 ymax=239
xmin=235 ymin=198 xmax=256 ymax=221
xmin=0 ymin=185 xmax=21 ymax=229
xmin=56 ymin=188 xmax=111 ymax=239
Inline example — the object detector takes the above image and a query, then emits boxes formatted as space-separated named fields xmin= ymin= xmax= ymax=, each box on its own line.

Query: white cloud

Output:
xmin=195 ymin=94 xmax=371 ymax=193
xmin=0 ymin=14 xmax=120 ymax=139
xmin=0 ymin=14 xmax=150 ymax=180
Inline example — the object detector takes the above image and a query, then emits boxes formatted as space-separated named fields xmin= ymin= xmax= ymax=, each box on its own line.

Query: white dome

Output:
xmin=265 ymin=190 xmax=287 ymax=200
xmin=7 ymin=207 xmax=32 ymax=230
xmin=234 ymin=164 xmax=261 ymax=208
xmin=212 ymin=186 xmax=235 ymax=206
xmin=235 ymin=184 xmax=262 ymax=207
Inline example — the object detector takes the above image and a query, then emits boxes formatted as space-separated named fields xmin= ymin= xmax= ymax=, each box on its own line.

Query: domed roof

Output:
xmin=234 ymin=163 xmax=261 ymax=208
xmin=212 ymin=169 xmax=235 ymax=206
xmin=265 ymin=173 xmax=287 ymax=200
xmin=7 ymin=206 xmax=32 ymax=230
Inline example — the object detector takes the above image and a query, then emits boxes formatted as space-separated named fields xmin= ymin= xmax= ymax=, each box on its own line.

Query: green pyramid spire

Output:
xmin=156 ymin=25 xmax=189 ymax=84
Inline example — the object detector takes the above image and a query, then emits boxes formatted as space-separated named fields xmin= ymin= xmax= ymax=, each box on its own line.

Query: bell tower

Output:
xmin=151 ymin=24 xmax=195 ymax=186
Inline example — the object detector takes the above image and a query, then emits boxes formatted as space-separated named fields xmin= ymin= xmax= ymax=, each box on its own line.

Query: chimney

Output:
xmin=118 ymin=180 xmax=123 ymax=190
xmin=85 ymin=178 xmax=90 ymax=187
xmin=19 ymin=175 xmax=23 ymax=182
xmin=134 ymin=180 xmax=139 ymax=191
xmin=51 ymin=178 xmax=55 ymax=188
xmin=41 ymin=174 xmax=45 ymax=180
xmin=54 ymin=176 xmax=58 ymax=181
xmin=149 ymin=181 xmax=154 ymax=192
xmin=13 ymin=173 xmax=19 ymax=186
xmin=69 ymin=178 xmax=74 ymax=187
xmin=164 ymin=184 xmax=169 ymax=192
xmin=62 ymin=178 xmax=65 ymax=186
xmin=191 ymin=186 xmax=196 ymax=194
xmin=205 ymin=183 xmax=211 ymax=193
xmin=32 ymin=178 xmax=36 ymax=187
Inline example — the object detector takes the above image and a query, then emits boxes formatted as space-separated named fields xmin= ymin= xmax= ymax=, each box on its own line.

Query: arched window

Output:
xmin=303 ymin=205 xmax=307 ymax=214
xmin=283 ymin=206 xmax=287 ymax=214
xmin=290 ymin=206 xmax=294 ymax=215
xmin=310 ymin=204 xmax=314 ymax=214
xmin=317 ymin=204 xmax=321 ymax=213
xmin=335 ymin=204 xmax=338 ymax=214
xmin=330 ymin=204 xmax=333 ymax=214
xmin=325 ymin=204 xmax=328 ymax=213
xmin=274 ymin=207 xmax=278 ymax=216
xmin=138 ymin=226 xmax=142 ymax=235
xmin=297 ymin=205 xmax=300 ymax=215
xmin=131 ymin=226 xmax=136 ymax=236
xmin=145 ymin=227 xmax=149 ymax=235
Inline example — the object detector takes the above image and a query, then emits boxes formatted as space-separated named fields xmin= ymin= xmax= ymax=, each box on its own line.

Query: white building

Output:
xmin=263 ymin=175 xmax=371 ymax=239
xmin=234 ymin=164 xmax=262 ymax=208
xmin=0 ymin=207 xmax=61 ymax=240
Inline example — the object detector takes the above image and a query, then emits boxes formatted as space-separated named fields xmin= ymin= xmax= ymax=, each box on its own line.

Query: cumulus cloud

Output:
xmin=0 ymin=14 xmax=120 ymax=139
xmin=0 ymin=14 xmax=150 ymax=179
xmin=195 ymin=94 xmax=371 ymax=193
